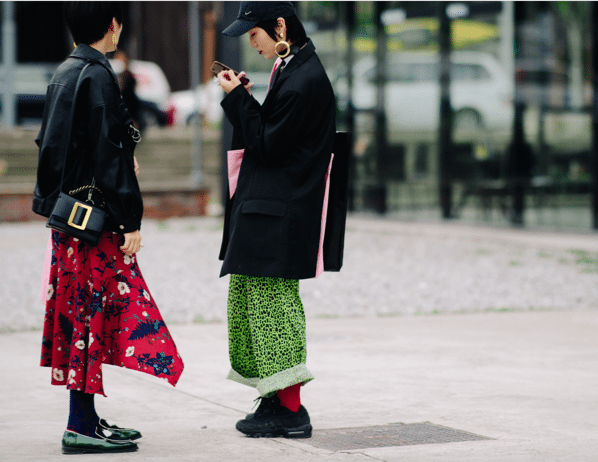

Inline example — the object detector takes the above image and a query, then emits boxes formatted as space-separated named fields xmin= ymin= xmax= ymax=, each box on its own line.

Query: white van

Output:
xmin=340 ymin=51 xmax=513 ymax=140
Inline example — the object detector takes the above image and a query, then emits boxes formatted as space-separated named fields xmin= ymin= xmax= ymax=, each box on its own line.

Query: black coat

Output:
xmin=219 ymin=40 xmax=339 ymax=280
xmin=32 ymin=45 xmax=142 ymax=233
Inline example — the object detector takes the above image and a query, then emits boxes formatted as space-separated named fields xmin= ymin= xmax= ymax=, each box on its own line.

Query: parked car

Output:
xmin=108 ymin=58 xmax=174 ymax=127
xmin=336 ymin=51 xmax=514 ymax=140
xmin=168 ymin=78 xmax=223 ymax=127
xmin=1 ymin=59 xmax=174 ymax=127
xmin=169 ymin=72 xmax=272 ymax=126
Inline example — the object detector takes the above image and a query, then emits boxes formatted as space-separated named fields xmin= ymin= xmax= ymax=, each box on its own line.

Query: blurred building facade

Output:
xmin=3 ymin=1 xmax=217 ymax=91
xmin=298 ymin=1 xmax=598 ymax=231
xmin=2 ymin=1 xmax=598 ymax=231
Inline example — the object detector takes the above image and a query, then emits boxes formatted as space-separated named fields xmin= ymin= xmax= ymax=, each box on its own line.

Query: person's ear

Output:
xmin=276 ymin=17 xmax=286 ymax=36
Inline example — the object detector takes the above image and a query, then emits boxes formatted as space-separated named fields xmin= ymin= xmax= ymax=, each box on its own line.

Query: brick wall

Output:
xmin=0 ymin=189 xmax=210 ymax=223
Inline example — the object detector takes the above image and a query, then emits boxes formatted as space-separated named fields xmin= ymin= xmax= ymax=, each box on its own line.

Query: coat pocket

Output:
xmin=237 ymin=199 xmax=287 ymax=263
xmin=242 ymin=199 xmax=287 ymax=217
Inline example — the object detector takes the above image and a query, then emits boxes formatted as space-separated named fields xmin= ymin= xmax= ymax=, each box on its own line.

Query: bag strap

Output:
xmin=58 ymin=61 xmax=93 ymax=192
xmin=71 ymin=55 xmax=120 ymax=88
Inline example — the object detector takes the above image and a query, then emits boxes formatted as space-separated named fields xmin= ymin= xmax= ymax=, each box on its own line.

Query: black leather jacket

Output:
xmin=32 ymin=44 xmax=142 ymax=233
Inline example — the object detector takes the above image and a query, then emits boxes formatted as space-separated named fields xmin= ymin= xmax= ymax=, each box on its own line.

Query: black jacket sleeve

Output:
xmin=221 ymin=84 xmax=307 ymax=164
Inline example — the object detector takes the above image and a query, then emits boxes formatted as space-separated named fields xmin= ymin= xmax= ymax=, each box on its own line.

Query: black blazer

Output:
xmin=32 ymin=44 xmax=142 ymax=233
xmin=219 ymin=40 xmax=339 ymax=280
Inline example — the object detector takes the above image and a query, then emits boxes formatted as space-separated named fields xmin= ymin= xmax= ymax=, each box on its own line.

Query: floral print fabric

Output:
xmin=41 ymin=230 xmax=184 ymax=396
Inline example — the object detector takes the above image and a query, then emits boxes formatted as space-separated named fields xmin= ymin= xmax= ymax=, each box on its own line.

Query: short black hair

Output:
xmin=63 ymin=1 xmax=123 ymax=46
xmin=255 ymin=15 xmax=307 ymax=47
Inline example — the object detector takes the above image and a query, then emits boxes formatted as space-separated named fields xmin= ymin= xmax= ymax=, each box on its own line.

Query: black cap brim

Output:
xmin=222 ymin=18 xmax=257 ymax=37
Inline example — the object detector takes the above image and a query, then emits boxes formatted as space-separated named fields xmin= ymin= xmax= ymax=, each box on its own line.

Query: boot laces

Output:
xmin=252 ymin=396 xmax=275 ymax=417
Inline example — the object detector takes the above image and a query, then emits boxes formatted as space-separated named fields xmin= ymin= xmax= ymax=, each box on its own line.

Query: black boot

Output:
xmin=245 ymin=396 xmax=274 ymax=420
xmin=236 ymin=396 xmax=312 ymax=438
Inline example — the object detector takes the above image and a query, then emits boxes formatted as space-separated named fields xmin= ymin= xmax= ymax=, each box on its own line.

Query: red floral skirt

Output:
xmin=40 ymin=230 xmax=184 ymax=396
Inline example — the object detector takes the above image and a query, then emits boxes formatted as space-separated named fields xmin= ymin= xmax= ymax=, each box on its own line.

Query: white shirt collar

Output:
xmin=281 ymin=54 xmax=294 ymax=67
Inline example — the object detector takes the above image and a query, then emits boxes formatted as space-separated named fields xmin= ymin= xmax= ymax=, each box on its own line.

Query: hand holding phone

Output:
xmin=211 ymin=61 xmax=250 ymax=86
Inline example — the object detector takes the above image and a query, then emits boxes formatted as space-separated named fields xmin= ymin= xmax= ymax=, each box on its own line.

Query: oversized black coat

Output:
xmin=219 ymin=40 xmax=339 ymax=280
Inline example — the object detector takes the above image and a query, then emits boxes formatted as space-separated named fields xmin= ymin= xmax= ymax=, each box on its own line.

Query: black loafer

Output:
xmin=98 ymin=418 xmax=142 ymax=440
xmin=95 ymin=427 xmax=134 ymax=442
xmin=61 ymin=431 xmax=138 ymax=454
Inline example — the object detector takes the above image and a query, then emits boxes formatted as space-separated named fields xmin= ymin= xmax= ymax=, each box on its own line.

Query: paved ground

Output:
xmin=3 ymin=216 xmax=598 ymax=331
xmin=1 ymin=216 xmax=598 ymax=461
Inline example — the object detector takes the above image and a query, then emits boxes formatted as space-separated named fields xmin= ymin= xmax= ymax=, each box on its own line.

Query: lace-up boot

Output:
xmin=245 ymin=396 xmax=275 ymax=419
xmin=236 ymin=396 xmax=312 ymax=438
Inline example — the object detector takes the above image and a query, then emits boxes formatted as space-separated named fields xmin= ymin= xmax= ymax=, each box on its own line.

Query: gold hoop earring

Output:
xmin=275 ymin=40 xmax=290 ymax=58
xmin=112 ymin=33 xmax=118 ymax=46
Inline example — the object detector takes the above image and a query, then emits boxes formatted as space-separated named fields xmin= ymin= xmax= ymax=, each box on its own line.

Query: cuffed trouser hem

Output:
xmin=227 ymin=369 xmax=259 ymax=388
xmin=227 ymin=363 xmax=314 ymax=397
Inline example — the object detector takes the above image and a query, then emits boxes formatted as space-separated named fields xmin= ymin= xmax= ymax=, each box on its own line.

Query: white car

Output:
xmin=339 ymin=51 xmax=513 ymax=139
xmin=109 ymin=58 xmax=173 ymax=127
xmin=168 ymin=78 xmax=223 ymax=126
xmin=0 ymin=59 xmax=173 ymax=126
xmin=169 ymin=72 xmax=272 ymax=126
xmin=109 ymin=59 xmax=171 ymax=108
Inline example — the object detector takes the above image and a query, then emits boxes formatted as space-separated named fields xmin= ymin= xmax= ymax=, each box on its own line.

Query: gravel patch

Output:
xmin=2 ymin=216 xmax=598 ymax=332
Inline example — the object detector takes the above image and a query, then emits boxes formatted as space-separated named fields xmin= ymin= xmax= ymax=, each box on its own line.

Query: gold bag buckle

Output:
xmin=67 ymin=202 xmax=92 ymax=230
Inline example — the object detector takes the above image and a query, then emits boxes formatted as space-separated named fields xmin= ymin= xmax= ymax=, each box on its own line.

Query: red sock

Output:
xmin=277 ymin=384 xmax=301 ymax=412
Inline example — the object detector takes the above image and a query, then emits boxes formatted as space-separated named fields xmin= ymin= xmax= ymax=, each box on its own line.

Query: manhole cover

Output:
xmin=307 ymin=422 xmax=492 ymax=451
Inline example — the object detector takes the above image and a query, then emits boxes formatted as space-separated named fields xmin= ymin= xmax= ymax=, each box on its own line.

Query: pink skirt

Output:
xmin=40 ymin=230 xmax=184 ymax=396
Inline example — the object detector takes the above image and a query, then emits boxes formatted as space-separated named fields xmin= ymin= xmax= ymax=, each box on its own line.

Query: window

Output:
xmin=452 ymin=64 xmax=491 ymax=81
xmin=410 ymin=63 xmax=438 ymax=82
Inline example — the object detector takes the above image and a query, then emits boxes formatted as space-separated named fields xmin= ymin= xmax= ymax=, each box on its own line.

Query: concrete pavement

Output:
xmin=3 ymin=216 xmax=598 ymax=460
xmin=5 ymin=216 xmax=598 ymax=332
xmin=1 ymin=309 xmax=597 ymax=461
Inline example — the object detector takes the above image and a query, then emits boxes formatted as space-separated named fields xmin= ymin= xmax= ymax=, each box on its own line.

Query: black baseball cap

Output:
xmin=222 ymin=1 xmax=296 ymax=37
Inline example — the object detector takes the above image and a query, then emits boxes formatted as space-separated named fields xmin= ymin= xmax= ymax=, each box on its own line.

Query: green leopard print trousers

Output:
xmin=227 ymin=274 xmax=314 ymax=397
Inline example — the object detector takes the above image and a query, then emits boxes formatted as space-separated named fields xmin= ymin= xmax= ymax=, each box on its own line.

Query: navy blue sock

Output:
xmin=67 ymin=390 xmax=99 ymax=438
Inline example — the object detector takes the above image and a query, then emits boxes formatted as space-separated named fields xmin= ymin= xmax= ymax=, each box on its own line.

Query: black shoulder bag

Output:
xmin=46 ymin=62 xmax=108 ymax=246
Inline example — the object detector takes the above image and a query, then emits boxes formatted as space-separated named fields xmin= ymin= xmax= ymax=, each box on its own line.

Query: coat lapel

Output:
xmin=263 ymin=40 xmax=316 ymax=105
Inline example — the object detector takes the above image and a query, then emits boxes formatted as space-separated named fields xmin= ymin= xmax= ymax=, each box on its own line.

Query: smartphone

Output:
xmin=211 ymin=61 xmax=250 ymax=85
